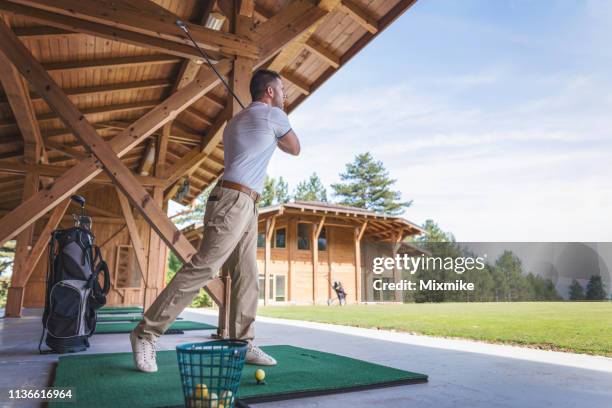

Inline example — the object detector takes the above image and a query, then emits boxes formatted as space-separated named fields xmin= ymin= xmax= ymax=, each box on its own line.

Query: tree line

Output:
xmin=261 ymin=152 xmax=411 ymax=215
xmin=173 ymin=152 xmax=411 ymax=226
xmin=404 ymin=220 xmax=609 ymax=302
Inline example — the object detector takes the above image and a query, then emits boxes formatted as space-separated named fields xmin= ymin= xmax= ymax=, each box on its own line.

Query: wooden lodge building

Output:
xmin=0 ymin=0 xmax=419 ymax=321
xmin=183 ymin=201 xmax=424 ymax=305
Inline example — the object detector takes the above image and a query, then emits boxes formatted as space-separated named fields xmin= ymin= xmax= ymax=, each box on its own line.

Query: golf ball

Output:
xmin=194 ymin=384 xmax=208 ymax=399
xmin=255 ymin=369 xmax=266 ymax=382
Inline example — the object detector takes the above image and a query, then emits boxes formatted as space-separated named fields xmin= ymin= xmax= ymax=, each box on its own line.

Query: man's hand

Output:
xmin=277 ymin=130 xmax=300 ymax=155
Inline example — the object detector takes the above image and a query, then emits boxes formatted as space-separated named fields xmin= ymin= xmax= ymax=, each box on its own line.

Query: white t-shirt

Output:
xmin=222 ymin=102 xmax=292 ymax=193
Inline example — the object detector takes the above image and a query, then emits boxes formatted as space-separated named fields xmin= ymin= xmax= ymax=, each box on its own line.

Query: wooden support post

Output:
xmin=327 ymin=228 xmax=333 ymax=301
xmin=144 ymin=187 xmax=164 ymax=310
xmin=311 ymin=216 xmax=326 ymax=304
xmin=5 ymin=172 xmax=39 ymax=317
xmin=287 ymin=218 xmax=294 ymax=301
xmin=116 ymin=188 xmax=148 ymax=287
xmin=264 ymin=216 xmax=276 ymax=305
xmin=392 ymin=230 xmax=404 ymax=302
xmin=353 ymin=221 xmax=367 ymax=303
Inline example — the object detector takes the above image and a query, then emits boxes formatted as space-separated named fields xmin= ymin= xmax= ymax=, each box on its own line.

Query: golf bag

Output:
xmin=39 ymin=196 xmax=110 ymax=354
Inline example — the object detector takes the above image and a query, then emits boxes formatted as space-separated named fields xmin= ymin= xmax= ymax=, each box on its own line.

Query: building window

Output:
xmin=297 ymin=223 xmax=311 ymax=250
xmin=275 ymin=275 xmax=286 ymax=301
xmin=257 ymin=232 xmax=265 ymax=248
xmin=318 ymin=227 xmax=327 ymax=251
xmin=274 ymin=228 xmax=286 ymax=248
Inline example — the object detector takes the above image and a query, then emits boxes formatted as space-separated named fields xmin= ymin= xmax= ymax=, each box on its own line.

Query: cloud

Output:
xmin=272 ymin=68 xmax=612 ymax=241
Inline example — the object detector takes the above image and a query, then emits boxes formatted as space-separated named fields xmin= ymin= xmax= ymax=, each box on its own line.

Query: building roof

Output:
xmin=260 ymin=200 xmax=424 ymax=234
xmin=0 ymin=0 xmax=418 ymax=210
xmin=182 ymin=199 xmax=424 ymax=243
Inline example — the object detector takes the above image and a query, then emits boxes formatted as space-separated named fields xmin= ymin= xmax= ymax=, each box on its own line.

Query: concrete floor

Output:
xmin=1 ymin=307 xmax=611 ymax=408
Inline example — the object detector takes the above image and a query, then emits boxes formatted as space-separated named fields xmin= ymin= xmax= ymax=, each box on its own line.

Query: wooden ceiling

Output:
xmin=0 ymin=0 xmax=417 ymax=209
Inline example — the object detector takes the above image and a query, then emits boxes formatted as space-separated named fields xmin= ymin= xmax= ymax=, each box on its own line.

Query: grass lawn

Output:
xmin=258 ymin=302 xmax=612 ymax=357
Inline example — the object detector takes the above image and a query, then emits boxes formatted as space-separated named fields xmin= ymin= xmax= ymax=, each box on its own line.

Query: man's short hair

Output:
xmin=250 ymin=69 xmax=281 ymax=101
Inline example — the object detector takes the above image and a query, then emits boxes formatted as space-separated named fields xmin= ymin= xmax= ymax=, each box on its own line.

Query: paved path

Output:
xmin=1 ymin=308 xmax=611 ymax=408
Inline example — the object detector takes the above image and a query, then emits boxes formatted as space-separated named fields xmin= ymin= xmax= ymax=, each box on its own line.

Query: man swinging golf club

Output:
xmin=130 ymin=69 xmax=300 ymax=372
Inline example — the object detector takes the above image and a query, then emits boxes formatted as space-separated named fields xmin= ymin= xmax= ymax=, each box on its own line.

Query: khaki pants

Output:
xmin=134 ymin=185 xmax=259 ymax=341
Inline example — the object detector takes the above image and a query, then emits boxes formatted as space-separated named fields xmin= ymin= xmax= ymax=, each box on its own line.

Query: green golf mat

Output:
xmin=94 ymin=320 xmax=215 ymax=334
xmin=98 ymin=307 xmax=144 ymax=314
xmin=97 ymin=315 xmax=183 ymax=322
xmin=51 ymin=345 xmax=427 ymax=407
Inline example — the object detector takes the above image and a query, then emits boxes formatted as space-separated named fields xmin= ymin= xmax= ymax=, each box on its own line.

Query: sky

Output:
xmin=266 ymin=0 xmax=612 ymax=241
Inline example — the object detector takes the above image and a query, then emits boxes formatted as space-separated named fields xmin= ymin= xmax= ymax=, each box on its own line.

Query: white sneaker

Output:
xmin=130 ymin=331 xmax=158 ymax=373
xmin=245 ymin=342 xmax=277 ymax=366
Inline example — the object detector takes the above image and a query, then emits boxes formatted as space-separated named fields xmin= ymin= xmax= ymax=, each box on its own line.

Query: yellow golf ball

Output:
xmin=255 ymin=369 xmax=266 ymax=382
xmin=194 ymin=383 xmax=208 ymax=399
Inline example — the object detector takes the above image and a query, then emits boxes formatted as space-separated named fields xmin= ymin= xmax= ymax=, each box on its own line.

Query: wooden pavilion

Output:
xmin=0 ymin=0 xmax=418 ymax=327
xmin=183 ymin=201 xmax=424 ymax=305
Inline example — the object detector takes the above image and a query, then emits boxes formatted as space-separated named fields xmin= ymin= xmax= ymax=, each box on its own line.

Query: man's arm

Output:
xmin=277 ymin=130 xmax=300 ymax=155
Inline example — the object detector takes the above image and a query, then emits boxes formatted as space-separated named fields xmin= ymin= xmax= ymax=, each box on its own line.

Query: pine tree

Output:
xmin=585 ymin=275 xmax=606 ymax=300
xmin=569 ymin=279 xmax=585 ymax=300
xmin=260 ymin=176 xmax=291 ymax=207
xmin=275 ymin=177 xmax=291 ymax=204
xmin=294 ymin=173 xmax=328 ymax=202
xmin=331 ymin=152 xmax=411 ymax=215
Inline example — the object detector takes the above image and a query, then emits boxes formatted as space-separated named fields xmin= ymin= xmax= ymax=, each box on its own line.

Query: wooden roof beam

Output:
xmin=0 ymin=1 xmax=225 ymax=62
xmin=264 ymin=0 xmax=339 ymax=73
xmin=280 ymin=70 xmax=311 ymax=95
xmin=253 ymin=0 xmax=328 ymax=66
xmin=0 ymin=100 xmax=159 ymax=130
xmin=1 ymin=78 xmax=173 ymax=105
xmin=44 ymin=140 xmax=88 ymax=160
xmin=287 ymin=0 xmax=417 ymax=113
xmin=304 ymin=37 xmax=340 ymax=69
xmin=339 ymin=0 xmax=378 ymax=34
xmin=0 ymin=43 xmax=46 ymax=164
xmin=13 ymin=25 xmax=75 ymax=39
xmin=5 ymin=0 xmax=258 ymax=59
xmin=42 ymin=54 xmax=181 ymax=73
xmin=0 ymin=160 xmax=165 ymax=187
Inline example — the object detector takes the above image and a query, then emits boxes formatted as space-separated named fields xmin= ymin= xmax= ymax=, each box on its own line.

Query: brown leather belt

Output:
xmin=217 ymin=179 xmax=261 ymax=203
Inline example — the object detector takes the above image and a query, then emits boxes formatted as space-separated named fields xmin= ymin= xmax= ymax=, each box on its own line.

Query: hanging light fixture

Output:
xmin=205 ymin=12 xmax=226 ymax=31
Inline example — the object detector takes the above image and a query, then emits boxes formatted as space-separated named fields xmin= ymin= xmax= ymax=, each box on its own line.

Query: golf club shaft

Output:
xmin=176 ymin=20 xmax=246 ymax=110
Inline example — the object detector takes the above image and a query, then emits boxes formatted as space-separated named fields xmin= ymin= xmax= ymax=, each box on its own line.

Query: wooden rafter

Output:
xmin=339 ymin=0 xmax=379 ymax=34
xmin=304 ymin=37 xmax=340 ymax=69
xmin=0 ymin=160 xmax=165 ymax=187
xmin=0 ymin=78 xmax=172 ymax=106
xmin=280 ymin=70 xmax=311 ymax=95
xmin=0 ymin=100 xmax=159 ymax=130
xmin=0 ymin=1 xmax=225 ymax=62
xmin=4 ymin=0 xmax=259 ymax=59
xmin=287 ymin=0 xmax=418 ymax=113
xmin=43 ymin=54 xmax=180 ymax=73
xmin=265 ymin=0 xmax=339 ymax=72
xmin=0 ymin=43 xmax=45 ymax=163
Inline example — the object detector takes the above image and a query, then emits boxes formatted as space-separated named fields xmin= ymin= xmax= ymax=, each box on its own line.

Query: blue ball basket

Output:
xmin=176 ymin=340 xmax=248 ymax=408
